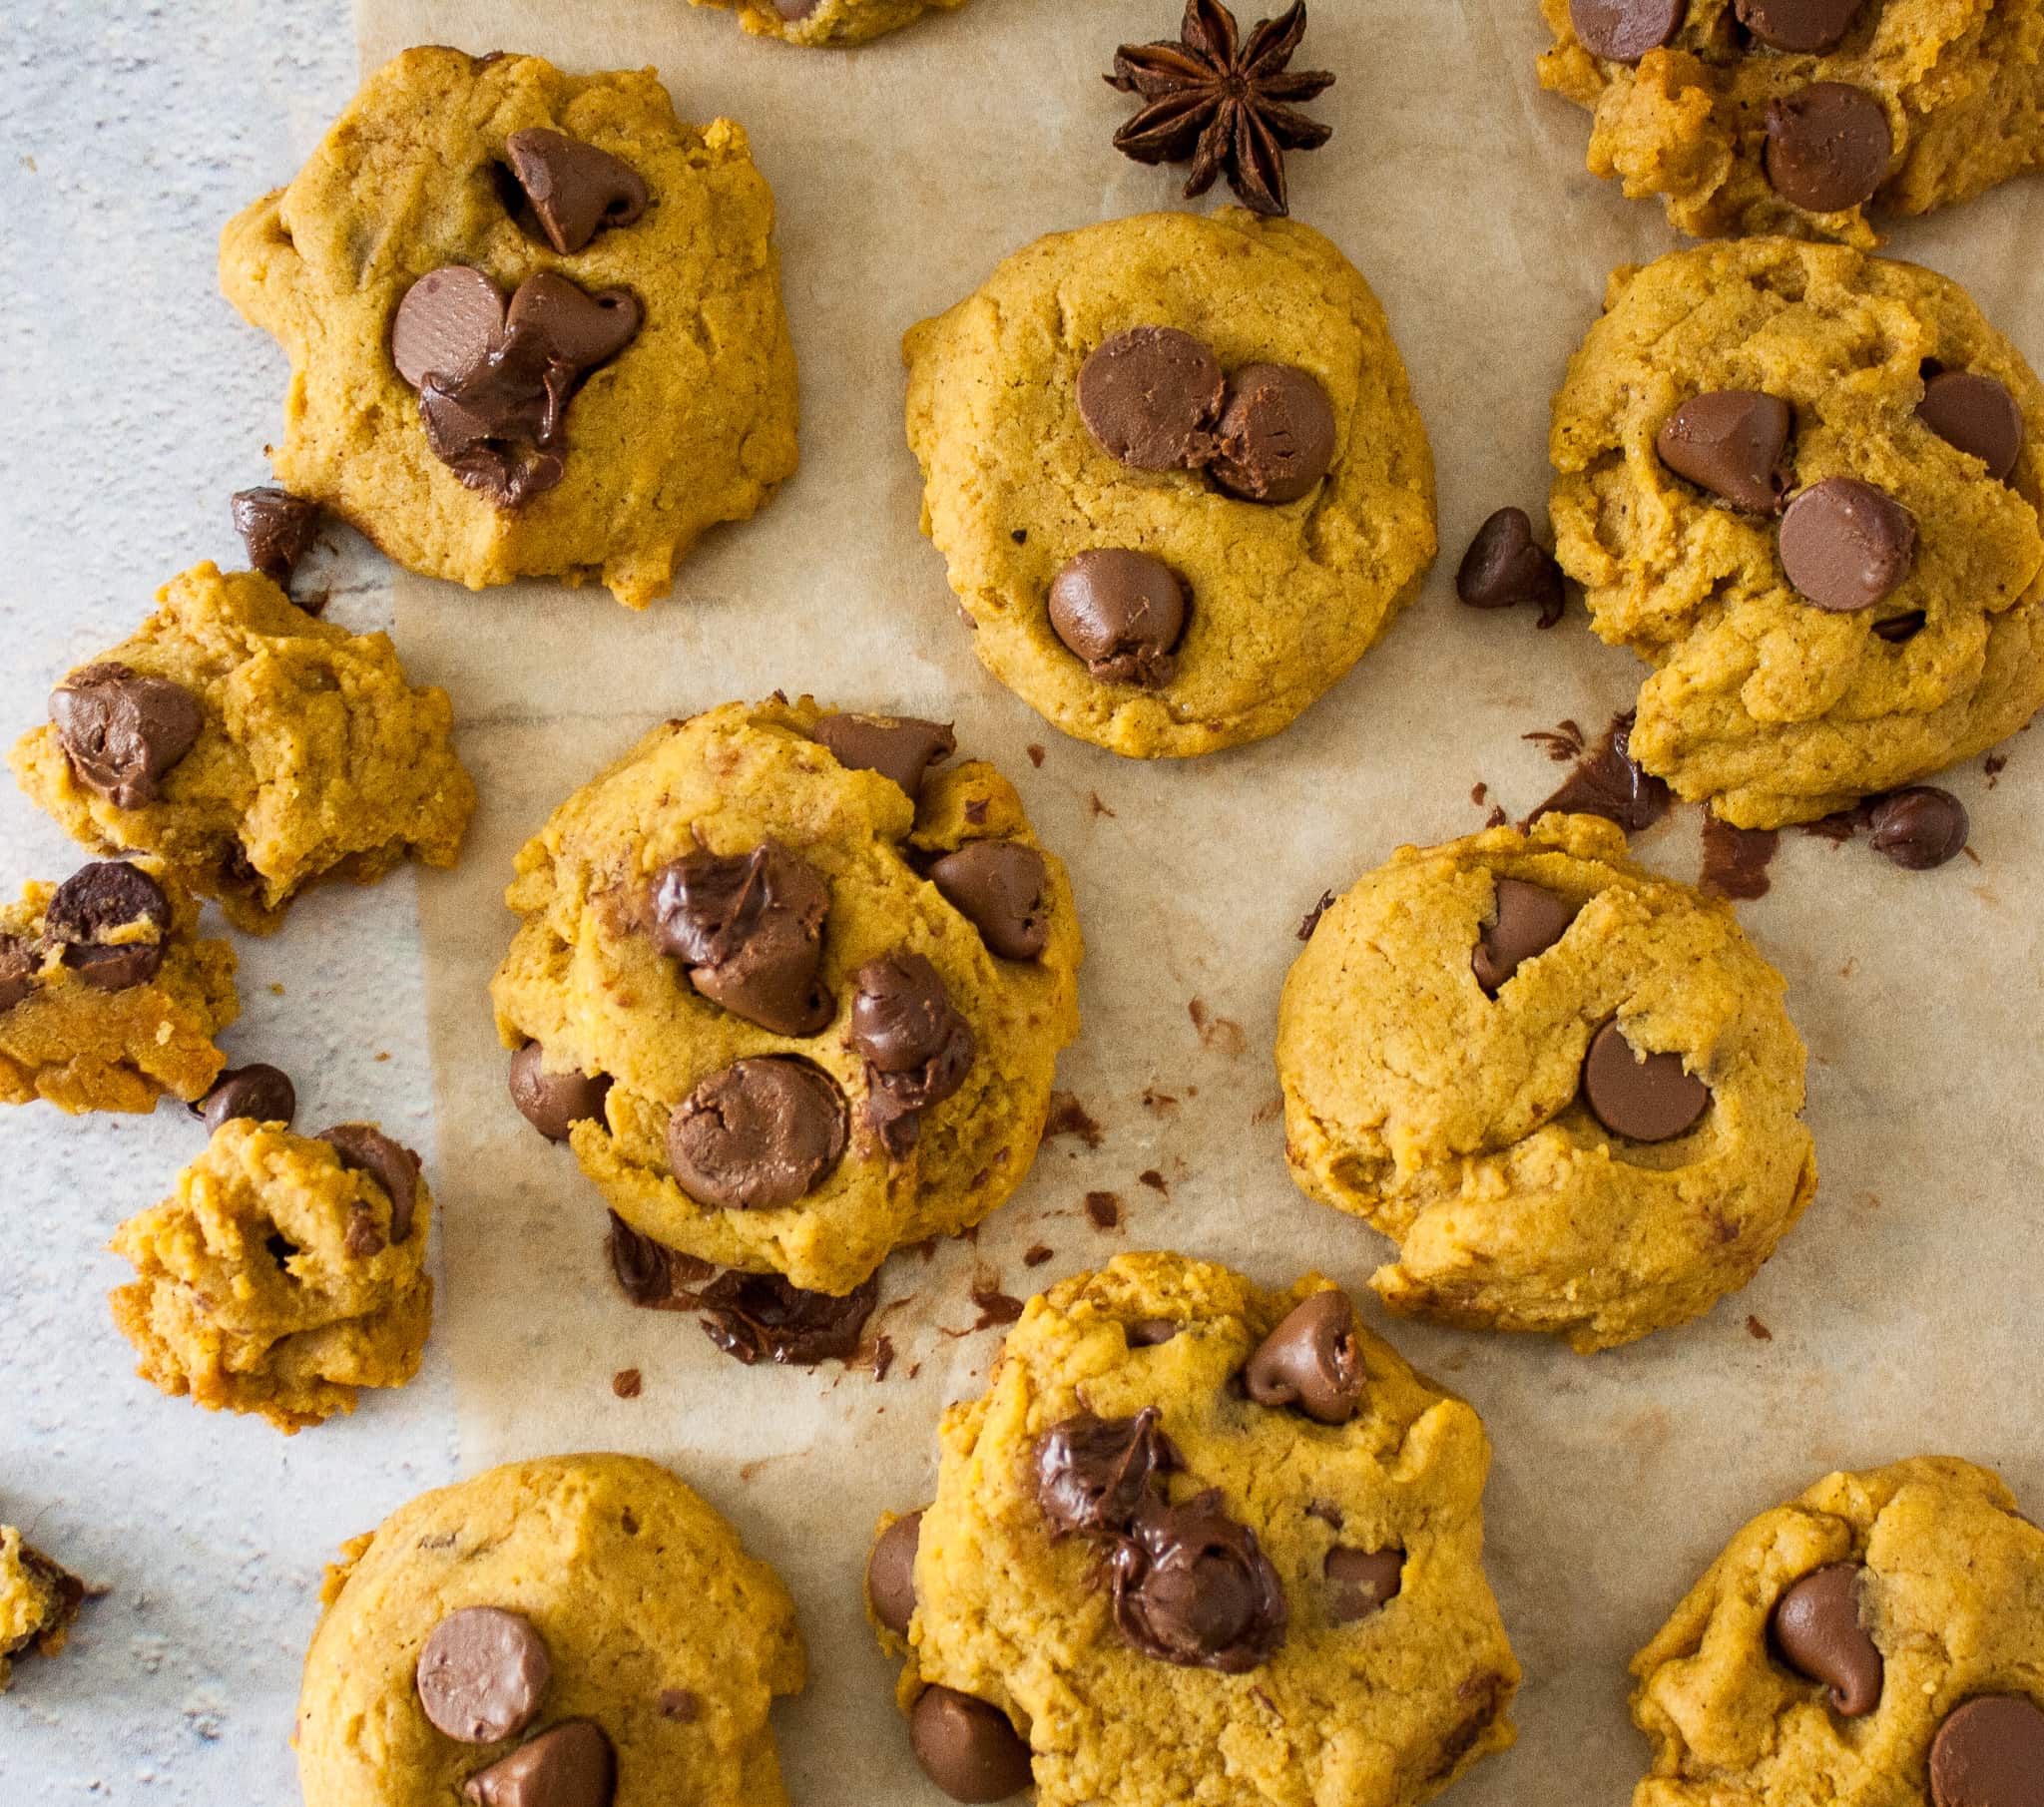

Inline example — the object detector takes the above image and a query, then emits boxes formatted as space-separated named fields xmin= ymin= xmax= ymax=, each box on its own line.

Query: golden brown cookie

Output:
xmin=0 ymin=1529 xmax=87 ymax=1693
xmin=688 ymin=0 xmax=967 ymax=46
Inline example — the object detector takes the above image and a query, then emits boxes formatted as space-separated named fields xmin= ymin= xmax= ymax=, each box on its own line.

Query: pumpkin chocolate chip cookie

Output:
xmin=688 ymin=0 xmax=967 ymax=46
xmin=0 ymin=1528 xmax=88 ymax=1693
xmin=221 ymin=47 xmax=797 ymax=608
xmin=866 ymin=1251 xmax=1519 ymax=1806
xmin=489 ymin=697 xmax=1082 ymax=1299
xmin=1632 ymin=1456 xmax=2044 ymax=1807
xmin=296 ymin=1454 xmax=804 ymax=1807
xmin=1539 ymin=0 xmax=2044 ymax=245
xmin=1551 ymin=237 xmax=2044 ymax=828
xmin=11 ymin=562 xmax=475 ymax=932
xmin=1277 ymin=814 xmax=1816 ymax=1353
xmin=903 ymin=209 xmax=1436 ymax=757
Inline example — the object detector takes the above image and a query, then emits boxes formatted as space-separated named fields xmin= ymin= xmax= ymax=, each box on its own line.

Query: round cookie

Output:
xmin=220 ymin=48 xmax=798 ymax=609
xmin=688 ymin=0 xmax=968 ymax=47
xmin=902 ymin=210 xmax=1437 ymax=757
xmin=868 ymin=1252 xmax=1520 ymax=1807
xmin=489 ymin=697 xmax=1083 ymax=1297
xmin=1277 ymin=814 xmax=1816 ymax=1353
xmin=296 ymin=1454 xmax=804 ymax=1807
xmin=1538 ymin=0 xmax=2044 ymax=246
xmin=1632 ymin=1456 xmax=2044 ymax=1807
xmin=1551 ymin=238 xmax=2044 ymax=828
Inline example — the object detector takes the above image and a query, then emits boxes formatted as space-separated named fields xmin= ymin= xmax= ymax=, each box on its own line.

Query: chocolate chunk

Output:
xmin=1918 ymin=371 xmax=2024 ymax=482
xmin=503 ymin=128 xmax=649 ymax=255
xmin=416 ymin=1605 xmax=553 ymax=1743
xmin=928 ymin=841 xmax=1050 ymax=960
xmin=44 ymin=860 xmax=172 ymax=945
xmin=1872 ymin=610 xmax=1926 ymax=645
xmin=668 ymin=1059 xmax=847 ymax=1209
xmin=908 ymin=1686 xmax=1033 ymax=1804
xmin=0 ymin=936 xmax=36 ymax=1014
xmin=1076 ymin=326 xmax=1225 ymax=470
xmin=197 ymin=1064 xmax=297 ymax=1132
xmin=390 ymin=264 xmax=504 ymax=388
xmin=1657 ymin=391 xmax=1793 ymax=515
xmin=1034 ymin=1407 xmax=1177 ymax=1538
xmin=1209 ymin=363 xmax=1337 ymax=504
xmin=1771 ymin=1564 xmax=1881 ymax=1716
xmin=232 ymin=487 xmax=322 ymax=589
xmin=1929 ymin=1694 xmax=2044 ymax=1807
xmin=63 ymin=943 xmax=163 ymax=991
xmin=1325 ymin=1547 xmax=1404 ymax=1623
xmin=1243 ymin=1290 xmax=1364 ymax=1424
xmin=1048 ymin=550 xmax=1187 ymax=687
xmin=1581 ymin=1021 xmax=1710 ymax=1142
xmin=318 ymin=1124 xmax=421 ymax=1241
xmin=1867 ymin=786 xmax=1968 ymax=870
xmin=1734 ymin=0 xmax=1865 ymax=51
xmin=507 ymin=1041 xmax=611 ymax=1141
xmin=847 ymin=953 xmax=975 ymax=1154
xmin=810 ymin=712 xmax=956 ymax=799
xmin=50 ymin=665 xmax=204 ymax=809
xmin=462 ymin=1719 xmax=615 ymax=1807
xmin=1109 ymin=1491 xmax=1287 ymax=1672
xmin=651 ymin=842 xmax=831 ymax=1036
xmin=1765 ymin=83 xmax=1892 ymax=213
xmin=1570 ymin=0 xmax=1684 ymax=60
xmin=696 ymin=1269 xmax=878 ymax=1366
xmin=1528 ymin=711 xmax=1671 ymax=833
xmin=1779 ymin=478 xmax=1915 ymax=612
xmin=1456 ymin=508 xmax=1565 ymax=620
xmin=867 ymin=1510 xmax=924 ymax=1636
xmin=1472 ymin=878 xmax=1576 ymax=996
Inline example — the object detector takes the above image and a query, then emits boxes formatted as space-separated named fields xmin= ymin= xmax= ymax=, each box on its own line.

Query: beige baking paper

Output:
xmin=351 ymin=0 xmax=2044 ymax=1799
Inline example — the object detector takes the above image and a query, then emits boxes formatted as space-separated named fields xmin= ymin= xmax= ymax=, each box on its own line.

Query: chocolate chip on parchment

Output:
xmin=848 ymin=952 xmax=975 ymax=1154
xmin=507 ymin=1040 xmax=611 ymax=1141
xmin=1657 ymin=392 xmax=1793 ymax=515
xmin=810 ymin=713 xmax=956 ymax=800
xmin=1771 ymin=1564 xmax=1882 ymax=1716
xmin=1209 ymin=363 xmax=1337 ymax=504
xmin=1867 ymin=786 xmax=1968 ymax=870
xmin=1765 ymin=83 xmax=1892 ymax=213
xmin=1734 ymin=0 xmax=1865 ymax=52
xmin=1077 ymin=326 xmax=1225 ymax=471
xmin=928 ymin=841 xmax=1050 ymax=961
xmin=1929 ymin=1694 xmax=2044 ymax=1807
xmin=462 ymin=1719 xmax=616 ymax=1807
xmin=1570 ymin=0 xmax=1684 ymax=61
xmin=318 ymin=1124 xmax=421 ymax=1241
xmin=1471 ymin=879 xmax=1576 ymax=997
xmin=866 ymin=1510 xmax=924 ymax=1636
xmin=1456 ymin=508 xmax=1565 ymax=621
xmin=1109 ymin=1490 xmax=1288 ymax=1672
xmin=1034 ymin=1407 xmax=1178 ymax=1539
xmin=1581 ymin=1022 xmax=1710 ymax=1142
xmin=651 ymin=842 xmax=832 ymax=1036
xmin=197 ymin=1064 xmax=297 ymax=1132
xmin=50 ymin=665 xmax=203 ymax=809
xmin=667 ymin=1058 xmax=847 ymax=1209
xmin=232 ymin=487 xmax=323 ymax=590
xmin=1325 ymin=1547 xmax=1404 ymax=1623
xmin=1779 ymin=477 xmax=1915 ymax=612
xmin=908 ymin=1686 xmax=1034 ymax=1804
xmin=416 ymin=1606 xmax=553 ymax=1744
xmin=1244 ymin=1290 xmax=1363 ymax=1425
xmin=503 ymin=128 xmax=649 ymax=255
xmin=1048 ymin=550 xmax=1187 ymax=688
xmin=1918 ymin=370 xmax=2024 ymax=483
xmin=695 ymin=1268 xmax=878 ymax=1366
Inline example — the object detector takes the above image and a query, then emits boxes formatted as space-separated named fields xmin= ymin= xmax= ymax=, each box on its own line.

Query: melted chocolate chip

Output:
xmin=1077 ymin=326 xmax=1225 ymax=470
xmin=1048 ymin=550 xmax=1187 ymax=687
xmin=1109 ymin=1490 xmax=1287 ymax=1672
xmin=63 ymin=942 xmax=163 ymax=991
xmin=462 ymin=1719 xmax=615 ymax=1807
xmin=502 ymin=128 xmax=649 ymax=254
xmin=231 ymin=487 xmax=323 ymax=589
xmin=1771 ymin=1564 xmax=1881 ymax=1716
xmin=695 ymin=1269 xmax=878 ymax=1366
xmin=1734 ymin=0 xmax=1865 ymax=51
xmin=908 ymin=1686 xmax=1033 ymax=1804
xmin=1765 ymin=83 xmax=1892 ymax=213
xmin=1472 ymin=879 xmax=1576 ymax=996
xmin=1918 ymin=370 xmax=2024 ymax=482
xmin=1209 ymin=363 xmax=1337 ymax=504
xmin=810 ymin=713 xmax=956 ymax=799
xmin=847 ymin=953 xmax=975 ymax=1154
xmin=507 ymin=1041 xmax=611 ymax=1142
xmin=1867 ymin=786 xmax=1968 ymax=869
xmin=1929 ymin=1694 xmax=2044 ymax=1807
xmin=1780 ymin=478 xmax=1915 ymax=612
xmin=651 ymin=842 xmax=832 ymax=1036
xmin=1581 ymin=1021 xmax=1710 ymax=1142
xmin=1034 ymin=1408 xmax=1178 ymax=1538
xmin=667 ymin=1059 xmax=847 ymax=1209
xmin=1571 ymin=0 xmax=1685 ymax=61
xmin=197 ymin=1064 xmax=297 ymax=1132
xmin=1325 ymin=1547 xmax=1404 ymax=1623
xmin=867 ymin=1510 xmax=924 ymax=1636
xmin=607 ymin=1211 xmax=701 ymax=1308
xmin=1243 ymin=1290 xmax=1364 ymax=1424
xmin=1528 ymin=712 xmax=1672 ymax=833
xmin=416 ymin=1606 xmax=553 ymax=1743
xmin=1456 ymin=508 xmax=1565 ymax=621
xmin=928 ymin=841 xmax=1050 ymax=960
xmin=50 ymin=665 xmax=204 ymax=809
xmin=318 ymin=1124 xmax=421 ymax=1241
xmin=1657 ymin=392 xmax=1793 ymax=515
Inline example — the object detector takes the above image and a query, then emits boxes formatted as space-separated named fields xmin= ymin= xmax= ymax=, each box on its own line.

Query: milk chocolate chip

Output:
xmin=810 ymin=713 xmax=956 ymax=799
xmin=1472 ymin=879 xmax=1576 ymax=996
xmin=1765 ymin=83 xmax=1892 ymax=213
xmin=198 ymin=1064 xmax=297 ymax=1132
xmin=847 ymin=952 xmax=975 ymax=1154
xmin=1571 ymin=0 xmax=1684 ymax=61
xmin=1209 ymin=363 xmax=1337 ymax=504
xmin=696 ymin=1268 xmax=878 ymax=1366
xmin=908 ymin=1686 xmax=1033 ymax=1804
xmin=867 ymin=1510 xmax=924 ymax=1635
xmin=50 ymin=664 xmax=203 ymax=809
xmin=1034 ymin=1407 xmax=1177 ymax=1538
xmin=232 ymin=487 xmax=322 ymax=590
xmin=1109 ymin=1491 xmax=1288 ymax=1672
xmin=1077 ymin=326 xmax=1225 ymax=470
xmin=1735 ymin=0 xmax=1865 ymax=51
xmin=0 ymin=937 xmax=35 ymax=1014
xmin=503 ymin=128 xmax=649 ymax=255
xmin=1325 ymin=1547 xmax=1404 ymax=1623
xmin=1581 ymin=1021 xmax=1710 ymax=1142
xmin=928 ymin=841 xmax=1050 ymax=960
xmin=462 ymin=1719 xmax=616 ymax=1807
xmin=1919 ymin=371 xmax=2024 ymax=482
xmin=1244 ymin=1290 xmax=1363 ymax=1424
xmin=1048 ymin=550 xmax=1187 ymax=687
xmin=44 ymin=860 xmax=171 ymax=945
xmin=1657 ymin=392 xmax=1793 ymax=515
xmin=1771 ymin=1564 xmax=1881 ymax=1715
xmin=507 ymin=1041 xmax=611 ymax=1141
xmin=416 ymin=1605 xmax=552 ymax=1743
xmin=318 ymin=1124 xmax=421 ymax=1241
xmin=1456 ymin=508 xmax=1565 ymax=619
xmin=651 ymin=842 xmax=831 ymax=1036
xmin=1780 ymin=477 xmax=1914 ymax=612
xmin=391 ymin=264 xmax=503 ymax=388
xmin=1867 ymin=786 xmax=1968 ymax=870
xmin=1929 ymin=1694 xmax=2044 ymax=1807
xmin=667 ymin=1059 xmax=847 ymax=1209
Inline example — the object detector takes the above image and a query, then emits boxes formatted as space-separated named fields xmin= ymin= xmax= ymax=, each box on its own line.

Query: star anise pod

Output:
xmin=1107 ymin=0 xmax=1335 ymax=218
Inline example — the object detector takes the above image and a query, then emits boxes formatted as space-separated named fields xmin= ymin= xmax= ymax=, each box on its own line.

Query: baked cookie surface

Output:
xmin=11 ymin=563 xmax=474 ymax=932
xmin=296 ymin=1453 xmax=804 ymax=1807
xmin=0 ymin=857 xmax=237 ymax=1114
xmin=1278 ymin=815 xmax=1815 ymax=1353
xmin=490 ymin=697 xmax=1082 ymax=1297
xmin=220 ymin=47 xmax=797 ymax=608
xmin=689 ymin=0 xmax=967 ymax=46
xmin=109 ymin=1119 xmax=433 ymax=1432
xmin=1539 ymin=0 xmax=2044 ymax=245
xmin=1551 ymin=238 xmax=2044 ymax=827
xmin=868 ymin=1252 xmax=1519 ymax=1807
xmin=0 ymin=1529 xmax=86 ymax=1693
xmin=1632 ymin=1456 xmax=2044 ymax=1807
xmin=903 ymin=210 xmax=1436 ymax=757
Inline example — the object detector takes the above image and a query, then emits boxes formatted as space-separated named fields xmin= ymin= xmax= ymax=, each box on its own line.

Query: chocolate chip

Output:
xmin=1209 ymin=363 xmax=1337 ymax=504
xmin=44 ymin=860 xmax=172 ymax=945
xmin=197 ymin=1064 xmax=297 ymax=1132
xmin=1109 ymin=1490 xmax=1288 ymax=1672
xmin=1657 ymin=392 xmax=1793 ymax=515
xmin=650 ymin=842 xmax=831 ymax=1036
xmin=502 ymin=128 xmax=649 ymax=255
xmin=50 ymin=665 xmax=204 ymax=809
xmin=318 ymin=1124 xmax=421 ymax=1241
xmin=1529 ymin=710 xmax=1672 ymax=833
xmin=1034 ymin=1407 xmax=1178 ymax=1538
xmin=1456 ymin=508 xmax=1565 ymax=619
xmin=1472 ymin=878 xmax=1576 ymax=996
xmin=928 ymin=841 xmax=1050 ymax=960
xmin=1918 ymin=371 xmax=2024 ymax=482
xmin=416 ymin=1605 xmax=553 ymax=1743
xmin=0 ymin=937 xmax=35 ymax=1014
xmin=1872 ymin=610 xmax=1926 ymax=644
xmin=462 ymin=1719 xmax=615 ymax=1807
xmin=503 ymin=272 xmax=642 ymax=373
xmin=1127 ymin=1318 xmax=1182 ymax=1347
xmin=667 ymin=1059 xmax=847 ymax=1209
xmin=867 ymin=1510 xmax=923 ymax=1636
xmin=391 ymin=264 xmax=504 ymax=388
xmin=1047 ymin=550 xmax=1187 ymax=687
xmin=1765 ymin=83 xmax=1892 ymax=213
xmin=1077 ymin=326 xmax=1225 ymax=470
xmin=847 ymin=952 xmax=975 ymax=1155
xmin=1570 ymin=0 xmax=1684 ymax=60
xmin=1244 ymin=1290 xmax=1363 ymax=1424
xmin=1779 ymin=477 xmax=1915 ymax=613
xmin=810 ymin=713 xmax=956 ymax=799
xmin=1734 ymin=0 xmax=1865 ymax=50
xmin=1325 ymin=1547 xmax=1404 ymax=1623
xmin=507 ymin=1041 xmax=611 ymax=1141
xmin=1771 ymin=1564 xmax=1881 ymax=1716
xmin=696 ymin=1269 xmax=878 ymax=1366
xmin=908 ymin=1686 xmax=1033 ymax=1804
xmin=63 ymin=943 xmax=163 ymax=992
xmin=1929 ymin=1694 xmax=2044 ymax=1807
xmin=231 ymin=487 xmax=322 ymax=589
xmin=1867 ymin=786 xmax=1968 ymax=869
xmin=1581 ymin=1021 xmax=1710 ymax=1142
xmin=607 ymin=1212 xmax=696 ymax=1307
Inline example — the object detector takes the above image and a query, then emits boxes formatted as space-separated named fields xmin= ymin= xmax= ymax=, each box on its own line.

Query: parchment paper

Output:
xmin=353 ymin=2 xmax=2044 ymax=1799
